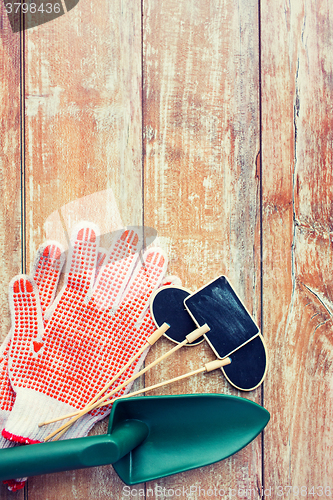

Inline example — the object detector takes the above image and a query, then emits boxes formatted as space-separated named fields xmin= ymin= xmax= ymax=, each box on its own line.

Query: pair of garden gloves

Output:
xmin=0 ymin=222 xmax=172 ymax=490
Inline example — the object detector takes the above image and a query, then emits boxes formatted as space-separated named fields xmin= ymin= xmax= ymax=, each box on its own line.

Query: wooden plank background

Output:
xmin=0 ymin=0 xmax=332 ymax=498
xmin=262 ymin=0 xmax=333 ymax=495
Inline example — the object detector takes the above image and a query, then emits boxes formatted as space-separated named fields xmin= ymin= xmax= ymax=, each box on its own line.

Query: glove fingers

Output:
xmin=64 ymin=223 xmax=99 ymax=295
xmin=104 ymin=247 xmax=168 ymax=355
xmin=8 ymin=276 xmax=45 ymax=361
xmin=92 ymin=228 xmax=143 ymax=311
xmin=0 ymin=243 xmax=65 ymax=452
xmin=92 ymin=248 xmax=167 ymax=395
xmin=119 ymin=247 xmax=168 ymax=325
xmin=31 ymin=241 xmax=65 ymax=318
xmin=2 ymin=242 xmax=64 ymax=373
xmin=95 ymin=248 xmax=107 ymax=283
xmin=0 ymin=241 xmax=63 ymax=359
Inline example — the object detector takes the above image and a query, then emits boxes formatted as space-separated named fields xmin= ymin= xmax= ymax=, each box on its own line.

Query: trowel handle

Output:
xmin=0 ymin=419 xmax=148 ymax=482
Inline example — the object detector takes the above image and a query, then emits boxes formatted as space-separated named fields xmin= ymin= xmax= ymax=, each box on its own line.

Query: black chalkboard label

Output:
xmin=184 ymin=276 xmax=259 ymax=358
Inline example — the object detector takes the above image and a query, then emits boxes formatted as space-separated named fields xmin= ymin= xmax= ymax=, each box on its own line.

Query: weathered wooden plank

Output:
xmin=143 ymin=0 xmax=262 ymax=498
xmin=22 ymin=0 xmax=143 ymax=498
xmin=262 ymin=0 xmax=333 ymax=493
xmin=0 ymin=4 xmax=25 ymax=500
xmin=23 ymin=0 xmax=143 ymax=252
xmin=0 ymin=0 xmax=22 ymax=337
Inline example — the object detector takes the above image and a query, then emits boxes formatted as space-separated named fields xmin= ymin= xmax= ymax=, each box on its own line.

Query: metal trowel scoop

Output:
xmin=0 ymin=394 xmax=269 ymax=485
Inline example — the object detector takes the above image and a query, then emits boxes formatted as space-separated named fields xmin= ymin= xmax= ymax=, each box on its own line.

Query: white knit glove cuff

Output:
xmin=3 ymin=388 xmax=80 ymax=444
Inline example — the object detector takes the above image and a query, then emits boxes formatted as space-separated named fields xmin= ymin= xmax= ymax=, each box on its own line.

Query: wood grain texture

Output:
xmin=1 ymin=0 xmax=333 ymax=497
xmin=0 ymin=4 xmax=22 ymax=340
xmin=143 ymin=0 xmax=262 ymax=498
xmin=262 ymin=0 xmax=333 ymax=492
xmin=24 ymin=0 xmax=143 ymax=258
xmin=0 ymin=5 xmax=25 ymax=500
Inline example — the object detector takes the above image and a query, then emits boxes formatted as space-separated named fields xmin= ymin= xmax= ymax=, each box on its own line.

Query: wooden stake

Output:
xmin=51 ymin=357 xmax=231 ymax=441
xmin=42 ymin=323 xmax=210 ymax=441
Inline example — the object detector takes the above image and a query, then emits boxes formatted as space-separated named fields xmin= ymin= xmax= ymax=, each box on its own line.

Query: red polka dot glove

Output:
xmin=3 ymin=222 xmax=168 ymax=444
xmin=0 ymin=241 xmax=64 ymax=491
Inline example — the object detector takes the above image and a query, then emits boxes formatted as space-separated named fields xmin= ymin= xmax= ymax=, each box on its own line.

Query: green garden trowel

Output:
xmin=0 ymin=394 xmax=269 ymax=485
